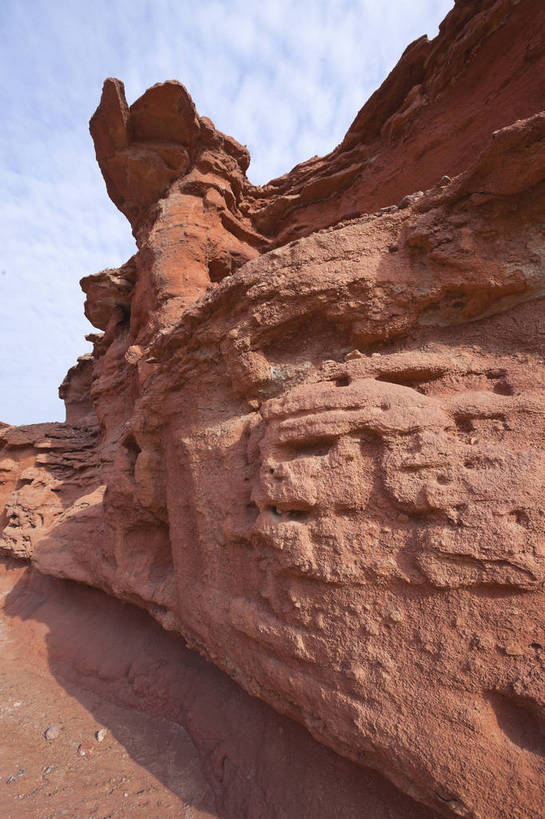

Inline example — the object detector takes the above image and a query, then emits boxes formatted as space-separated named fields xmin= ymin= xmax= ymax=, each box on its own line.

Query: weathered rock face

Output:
xmin=0 ymin=557 xmax=438 ymax=819
xmin=2 ymin=1 xmax=545 ymax=816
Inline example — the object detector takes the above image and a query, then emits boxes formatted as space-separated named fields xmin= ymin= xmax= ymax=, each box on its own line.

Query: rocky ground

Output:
xmin=0 ymin=560 xmax=216 ymax=818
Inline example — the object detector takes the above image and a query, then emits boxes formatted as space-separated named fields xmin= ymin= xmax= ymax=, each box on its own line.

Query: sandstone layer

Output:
xmin=2 ymin=1 xmax=545 ymax=817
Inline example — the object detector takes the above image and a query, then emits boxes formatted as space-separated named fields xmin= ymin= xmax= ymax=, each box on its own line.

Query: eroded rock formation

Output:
xmin=2 ymin=1 xmax=545 ymax=816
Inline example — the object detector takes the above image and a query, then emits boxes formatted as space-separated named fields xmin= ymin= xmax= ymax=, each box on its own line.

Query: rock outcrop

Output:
xmin=2 ymin=1 xmax=545 ymax=816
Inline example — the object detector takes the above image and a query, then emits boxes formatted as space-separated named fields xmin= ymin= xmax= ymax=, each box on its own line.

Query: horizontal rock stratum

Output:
xmin=2 ymin=1 xmax=545 ymax=816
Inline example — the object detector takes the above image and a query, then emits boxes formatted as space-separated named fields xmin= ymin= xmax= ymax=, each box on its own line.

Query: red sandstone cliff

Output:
xmin=2 ymin=2 xmax=545 ymax=816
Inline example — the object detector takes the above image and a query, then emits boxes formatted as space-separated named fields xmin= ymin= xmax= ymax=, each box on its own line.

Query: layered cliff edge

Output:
xmin=2 ymin=1 xmax=545 ymax=817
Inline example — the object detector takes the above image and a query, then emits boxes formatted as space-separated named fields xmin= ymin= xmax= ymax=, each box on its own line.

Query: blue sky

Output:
xmin=0 ymin=0 xmax=453 ymax=425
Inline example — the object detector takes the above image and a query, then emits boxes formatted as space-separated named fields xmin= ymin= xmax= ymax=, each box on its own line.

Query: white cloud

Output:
xmin=0 ymin=0 xmax=453 ymax=424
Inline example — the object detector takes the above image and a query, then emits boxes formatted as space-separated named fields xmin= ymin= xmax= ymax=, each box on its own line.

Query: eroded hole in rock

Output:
xmin=487 ymin=692 xmax=545 ymax=757
xmin=286 ymin=437 xmax=335 ymax=459
xmin=287 ymin=510 xmax=310 ymax=522
xmin=263 ymin=315 xmax=352 ymax=368
xmin=208 ymin=257 xmax=232 ymax=282
xmin=420 ymin=290 xmax=470 ymax=321
xmin=493 ymin=380 xmax=515 ymax=396
xmin=335 ymin=375 xmax=351 ymax=387
xmin=509 ymin=509 xmax=530 ymax=528
xmin=375 ymin=369 xmax=444 ymax=388
xmin=455 ymin=416 xmax=474 ymax=433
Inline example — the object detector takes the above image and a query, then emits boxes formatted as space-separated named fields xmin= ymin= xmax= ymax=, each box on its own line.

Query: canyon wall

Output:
xmin=2 ymin=1 xmax=545 ymax=816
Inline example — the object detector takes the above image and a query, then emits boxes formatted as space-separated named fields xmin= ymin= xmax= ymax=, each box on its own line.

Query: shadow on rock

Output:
xmin=2 ymin=558 xmax=436 ymax=818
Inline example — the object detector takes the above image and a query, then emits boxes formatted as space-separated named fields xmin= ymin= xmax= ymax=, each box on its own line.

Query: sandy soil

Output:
xmin=0 ymin=561 xmax=216 ymax=818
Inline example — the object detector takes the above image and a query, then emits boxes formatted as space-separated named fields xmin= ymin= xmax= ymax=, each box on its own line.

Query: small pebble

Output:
xmin=6 ymin=769 xmax=27 ymax=784
xmin=95 ymin=728 xmax=108 ymax=743
xmin=504 ymin=643 xmax=523 ymax=656
xmin=77 ymin=741 xmax=94 ymax=758
xmin=44 ymin=725 xmax=63 ymax=741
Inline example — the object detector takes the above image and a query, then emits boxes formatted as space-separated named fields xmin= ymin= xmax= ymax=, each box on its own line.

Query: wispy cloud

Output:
xmin=0 ymin=0 xmax=453 ymax=424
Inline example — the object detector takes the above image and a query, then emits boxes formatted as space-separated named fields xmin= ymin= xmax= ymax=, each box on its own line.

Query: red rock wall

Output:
xmin=2 ymin=1 xmax=545 ymax=816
